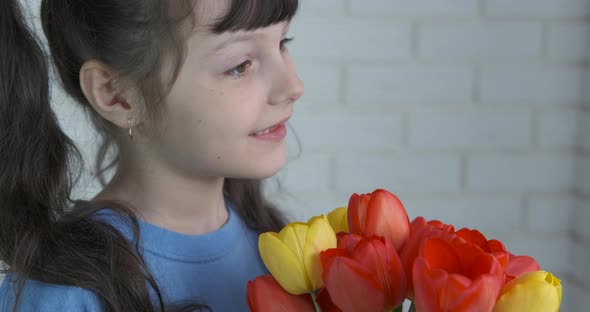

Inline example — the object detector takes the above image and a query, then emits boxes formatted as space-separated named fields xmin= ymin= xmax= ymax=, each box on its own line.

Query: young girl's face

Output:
xmin=148 ymin=0 xmax=303 ymax=180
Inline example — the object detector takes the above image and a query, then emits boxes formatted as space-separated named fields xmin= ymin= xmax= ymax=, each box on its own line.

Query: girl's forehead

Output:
xmin=189 ymin=0 xmax=298 ymax=34
xmin=191 ymin=0 xmax=231 ymax=30
xmin=175 ymin=0 xmax=229 ymax=35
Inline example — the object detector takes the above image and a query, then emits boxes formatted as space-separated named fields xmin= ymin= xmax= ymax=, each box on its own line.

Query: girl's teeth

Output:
xmin=255 ymin=128 xmax=271 ymax=136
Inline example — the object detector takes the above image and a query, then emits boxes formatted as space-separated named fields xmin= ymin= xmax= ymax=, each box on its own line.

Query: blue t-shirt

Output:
xmin=0 ymin=199 xmax=269 ymax=311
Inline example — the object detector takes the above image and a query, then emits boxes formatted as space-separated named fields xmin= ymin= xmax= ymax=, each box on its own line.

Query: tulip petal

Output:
xmin=414 ymin=238 xmax=504 ymax=312
xmin=320 ymin=247 xmax=350 ymax=272
xmin=422 ymin=238 xmax=461 ymax=273
xmin=414 ymin=257 xmax=501 ymax=312
xmin=455 ymin=228 xmax=488 ymax=247
xmin=323 ymin=255 xmax=385 ymax=312
xmin=348 ymin=193 xmax=370 ymax=234
xmin=337 ymin=233 xmax=364 ymax=254
xmin=451 ymin=237 xmax=490 ymax=272
xmin=259 ymin=232 xmax=311 ymax=294
xmin=350 ymin=237 xmax=387 ymax=268
xmin=365 ymin=189 xmax=410 ymax=251
xmin=446 ymin=274 xmax=501 ymax=312
xmin=487 ymin=239 xmax=507 ymax=254
xmin=327 ymin=207 xmax=349 ymax=233
xmin=442 ymin=251 xmax=503 ymax=311
xmin=413 ymin=257 xmax=446 ymax=312
xmin=399 ymin=217 xmax=455 ymax=298
xmin=455 ymin=230 xmax=510 ymax=269
xmin=247 ymin=275 xmax=317 ymax=312
xmin=386 ymin=240 xmax=409 ymax=307
xmin=305 ymin=215 xmax=337 ymax=290
xmin=346 ymin=237 xmax=408 ymax=309
xmin=278 ymin=223 xmax=309 ymax=264
xmin=505 ymin=255 xmax=540 ymax=282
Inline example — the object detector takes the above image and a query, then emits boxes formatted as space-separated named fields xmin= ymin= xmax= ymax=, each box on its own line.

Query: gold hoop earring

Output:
xmin=128 ymin=119 xmax=134 ymax=140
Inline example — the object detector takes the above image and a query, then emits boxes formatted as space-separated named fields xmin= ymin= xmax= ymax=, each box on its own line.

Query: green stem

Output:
xmin=408 ymin=301 xmax=416 ymax=312
xmin=310 ymin=291 xmax=322 ymax=312
xmin=389 ymin=303 xmax=404 ymax=312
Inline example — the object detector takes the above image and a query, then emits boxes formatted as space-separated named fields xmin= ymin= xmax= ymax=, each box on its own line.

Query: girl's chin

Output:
xmin=228 ymin=167 xmax=284 ymax=180
xmin=248 ymin=153 xmax=287 ymax=179
xmin=254 ymin=159 xmax=286 ymax=179
xmin=217 ymin=144 xmax=287 ymax=179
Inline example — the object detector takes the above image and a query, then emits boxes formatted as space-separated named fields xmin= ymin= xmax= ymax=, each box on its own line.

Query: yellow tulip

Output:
xmin=493 ymin=270 xmax=562 ymax=312
xmin=327 ymin=206 xmax=348 ymax=233
xmin=258 ymin=215 xmax=337 ymax=295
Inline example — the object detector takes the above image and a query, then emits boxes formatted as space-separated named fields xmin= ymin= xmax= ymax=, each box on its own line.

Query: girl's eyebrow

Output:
xmin=214 ymin=33 xmax=257 ymax=52
xmin=210 ymin=22 xmax=289 ymax=54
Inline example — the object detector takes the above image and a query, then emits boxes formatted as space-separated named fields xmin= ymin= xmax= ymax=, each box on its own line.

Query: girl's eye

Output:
xmin=280 ymin=37 xmax=294 ymax=51
xmin=226 ymin=60 xmax=252 ymax=79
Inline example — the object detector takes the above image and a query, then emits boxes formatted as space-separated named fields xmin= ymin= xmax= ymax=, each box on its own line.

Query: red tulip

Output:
xmin=412 ymin=237 xmax=504 ymax=312
xmin=348 ymin=189 xmax=410 ymax=251
xmin=247 ymin=275 xmax=316 ymax=312
xmin=399 ymin=217 xmax=455 ymax=297
xmin=454 ymin=228 xmax=509 ymax=268
xmin=454 ymin=228 xmax=539 ymax=283
xmin=320 ymin=234 xmax=408 ymax=312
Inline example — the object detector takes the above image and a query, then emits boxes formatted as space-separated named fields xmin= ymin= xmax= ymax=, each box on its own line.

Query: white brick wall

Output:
xmin=350 ymin=0 xmax=479 ymax=18
xmin=481 ymin=67 xmax=585 ymax=105
xmin=16 ymin=0 xmax=590 ymax=310
xmin=289 ymin=20 xmax=411 ymax=61
xmin=347 ymin=65 xmax=473 ymax=105
xmin=539 ymin=110 xmax=579 ymax=146
xmin=467 ymin=154 xmax=575 ymax=192
xmin=409 ymin=110 xmax=532 ymax=147
xmin=575 ymin=81 xmax=590 ymax=311
xmin=549 ymin=23 xmax=590 ymax=62
xmin=290 ymin=110 xmax=404 ymax=146
xmin=334 ymin=154 xmax=462 ymax=194
xmin=419 ymin=22 xmax=543 ymax=60
xmin=485 ymin=0 xmax=590 ymax=18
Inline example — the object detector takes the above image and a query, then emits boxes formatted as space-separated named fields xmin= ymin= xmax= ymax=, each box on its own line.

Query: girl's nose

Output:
xmin=269 ymin=58 xmax=304 ymax=106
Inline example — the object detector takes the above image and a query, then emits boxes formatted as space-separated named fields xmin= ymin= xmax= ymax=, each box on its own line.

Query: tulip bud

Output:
xmin=348 ymin=189 xmax=410 ymax=251
xmin=258 ymin=215 xmax=337 ymax=294
xmin=493 ymin=271 xmax=562 ymax=312
xmin=320 ymin=235 xmax=408 ymax=312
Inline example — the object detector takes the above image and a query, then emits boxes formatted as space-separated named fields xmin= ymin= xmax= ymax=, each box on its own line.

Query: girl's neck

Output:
xmin=93 ymin=165 xmax=229 ymax=236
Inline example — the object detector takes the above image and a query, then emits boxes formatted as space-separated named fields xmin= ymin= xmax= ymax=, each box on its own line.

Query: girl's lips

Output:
xmin=249 ymin=123 xmax=287 ymax=141
xmin=249 ymin=115 xmax=291 ymax=139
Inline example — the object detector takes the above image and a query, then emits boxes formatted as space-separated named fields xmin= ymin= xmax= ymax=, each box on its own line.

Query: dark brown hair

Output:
xmin=0 ymin=0 xmax=298 ymax=311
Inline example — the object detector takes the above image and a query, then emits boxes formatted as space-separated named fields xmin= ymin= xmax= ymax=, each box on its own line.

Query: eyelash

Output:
xmin=280 ymin=37 xmax=294 ymax=51
xmin=225 ymin=37 xmax=295 ymax=79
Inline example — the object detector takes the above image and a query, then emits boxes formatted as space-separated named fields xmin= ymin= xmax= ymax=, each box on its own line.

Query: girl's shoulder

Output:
xmin=0 ymin=274 xmax=102 ymax=312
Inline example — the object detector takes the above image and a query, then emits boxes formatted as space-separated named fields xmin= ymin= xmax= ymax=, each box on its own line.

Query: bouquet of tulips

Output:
xmin=246 ymin=189 xmax=562 ymax=312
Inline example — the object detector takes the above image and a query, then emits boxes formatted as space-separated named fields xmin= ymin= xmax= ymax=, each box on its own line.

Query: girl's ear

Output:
xmin=79 ymin=59 xmax=144 ymax=129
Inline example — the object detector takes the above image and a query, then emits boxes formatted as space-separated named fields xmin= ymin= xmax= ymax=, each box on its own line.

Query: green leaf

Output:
xmin=409 ymin=301 xmax=416 ymax=312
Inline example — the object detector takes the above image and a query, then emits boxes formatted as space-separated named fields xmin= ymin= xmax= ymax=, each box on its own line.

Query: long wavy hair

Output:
xmin=0 ymin=0 xmax=298 ymax=311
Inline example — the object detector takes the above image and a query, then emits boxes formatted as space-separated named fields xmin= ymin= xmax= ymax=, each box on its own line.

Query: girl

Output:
xmin=0 ymin=0 xmax=303 ymax=311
